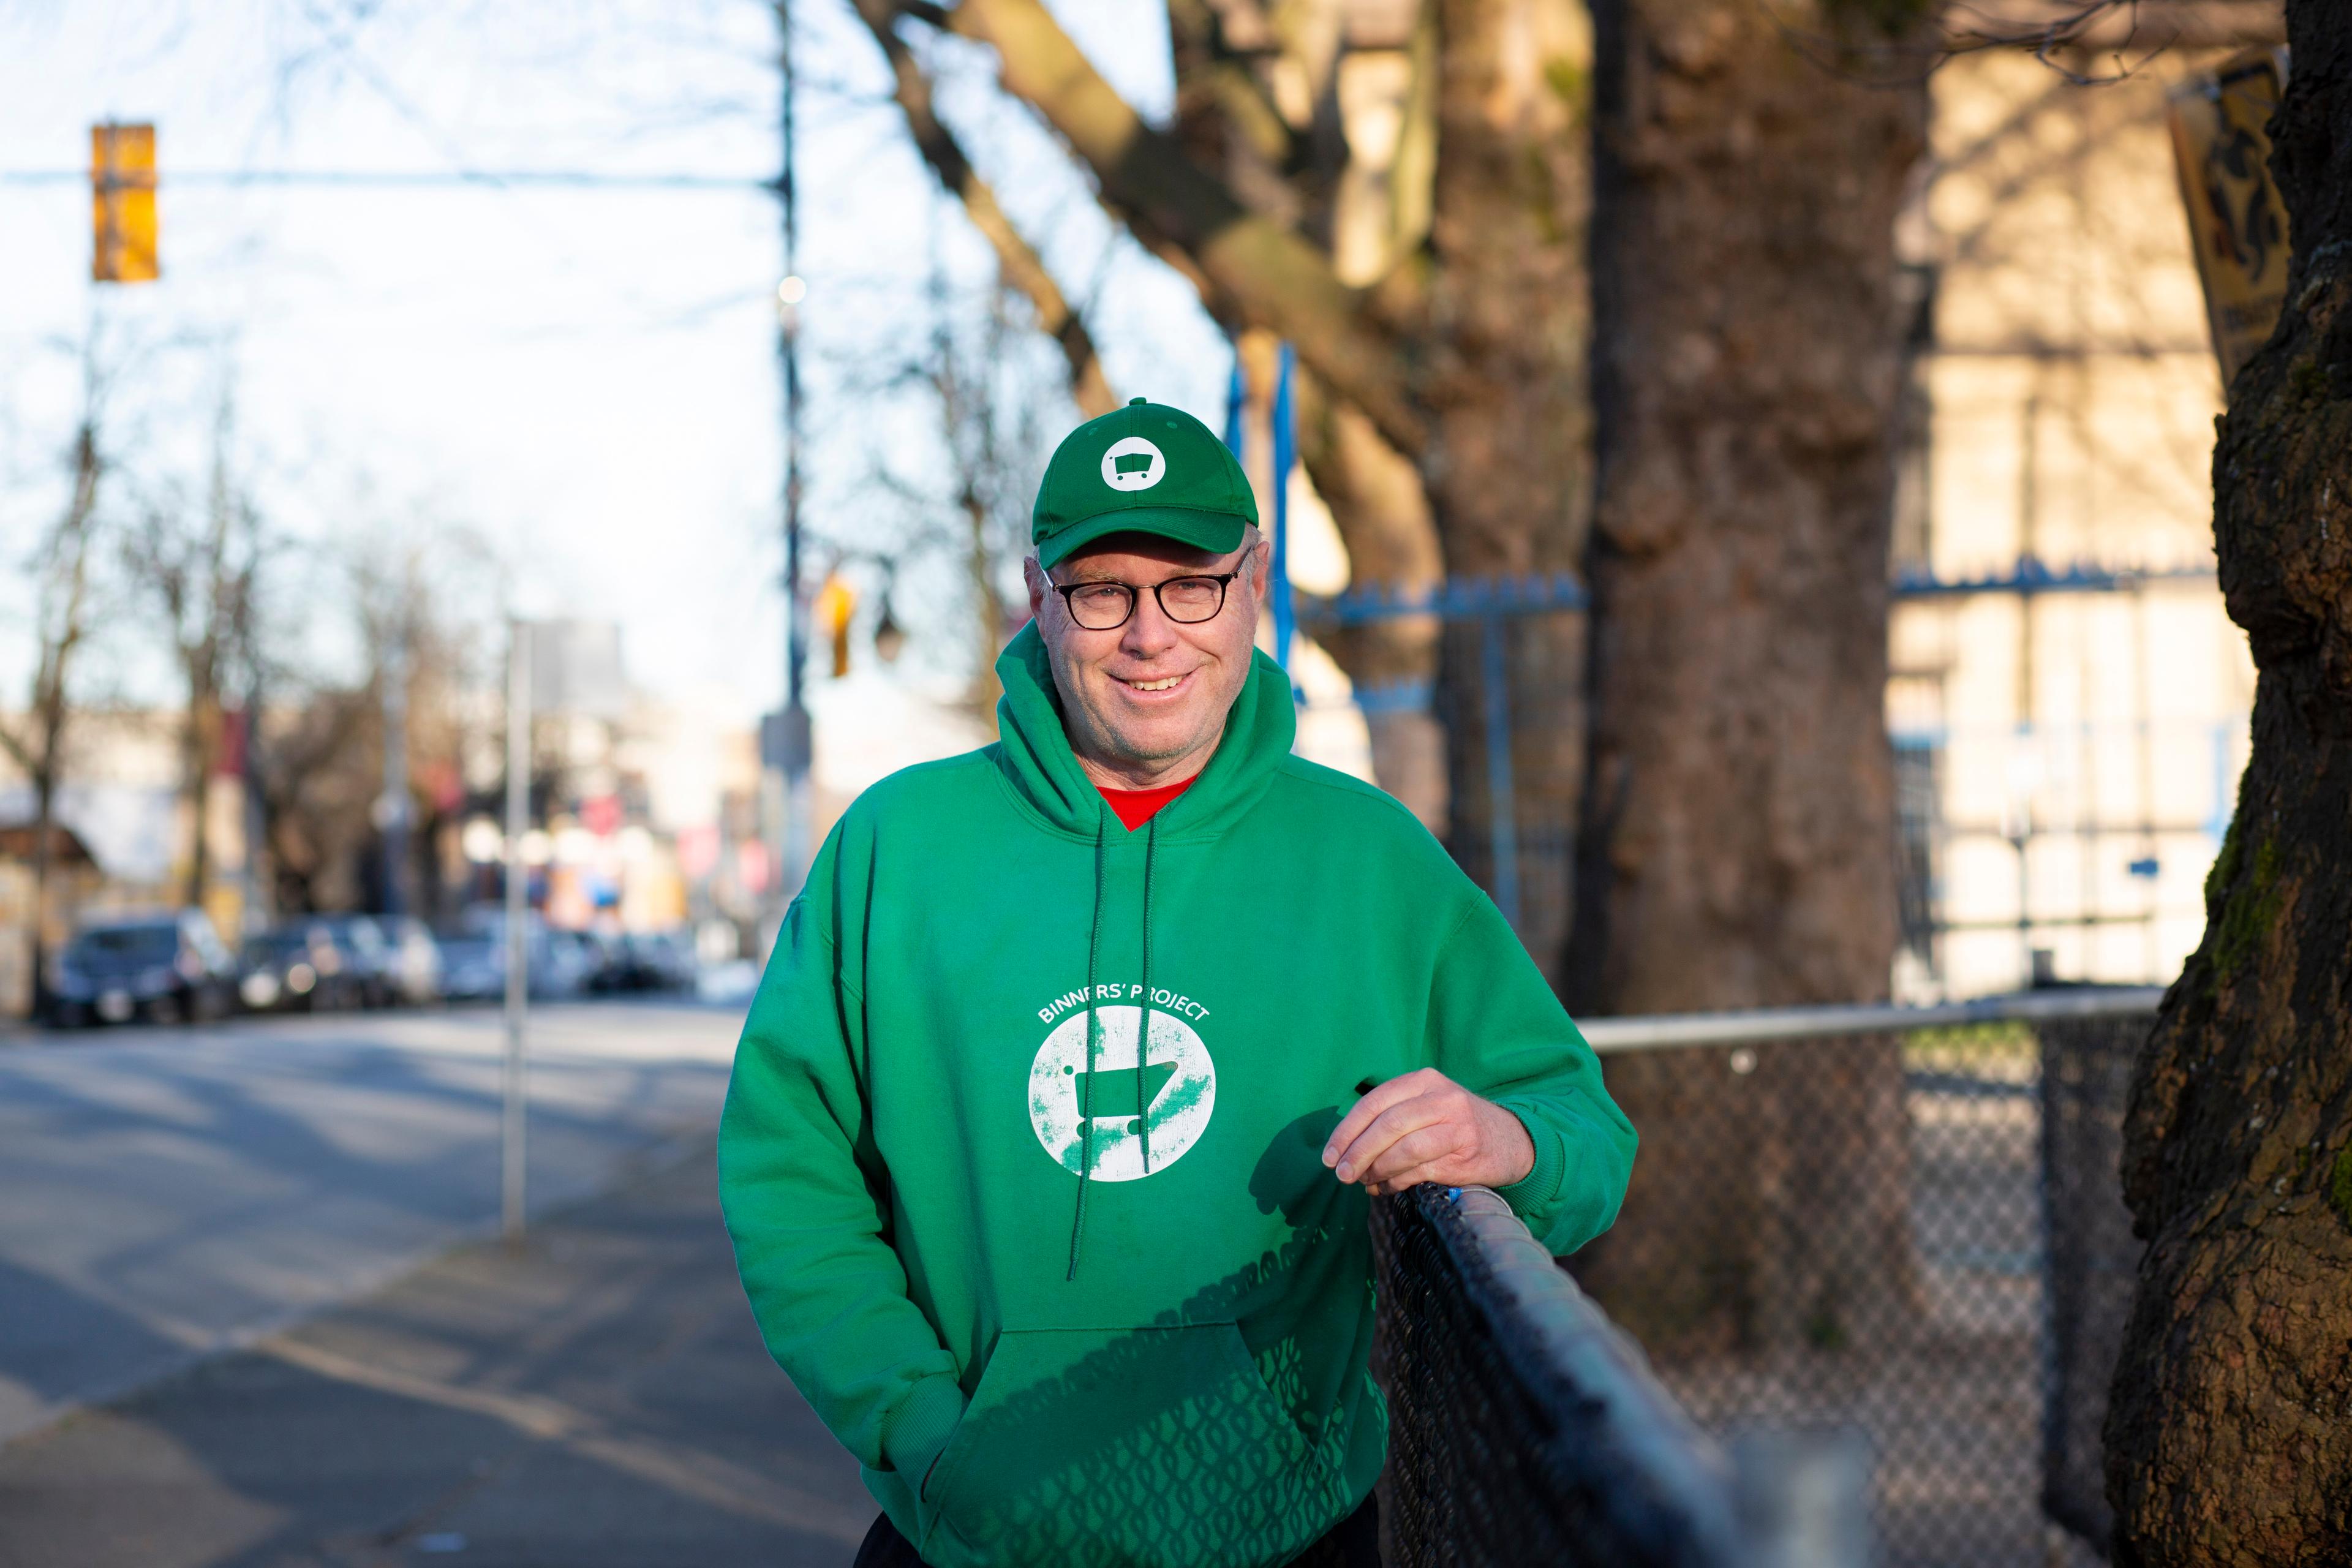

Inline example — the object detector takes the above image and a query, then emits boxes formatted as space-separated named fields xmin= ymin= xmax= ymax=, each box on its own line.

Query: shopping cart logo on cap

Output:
xmin=1100 ymin=437 xmax=1166 ymax=492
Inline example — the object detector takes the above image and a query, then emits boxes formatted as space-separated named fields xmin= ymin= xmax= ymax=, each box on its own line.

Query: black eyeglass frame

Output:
xmin=1047 ymin=569 xmax=1245 ymax=631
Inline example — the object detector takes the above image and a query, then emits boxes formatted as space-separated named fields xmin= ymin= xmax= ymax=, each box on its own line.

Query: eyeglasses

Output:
xmin=1049 ymin=570 xmax=1242 ymax=631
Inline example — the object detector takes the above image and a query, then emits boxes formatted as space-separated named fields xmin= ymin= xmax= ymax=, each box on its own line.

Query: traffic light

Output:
xmin=91 ymin=123 xmax=158 ymax=284
xmin=815 ymin=572 xmax=857 ymax=678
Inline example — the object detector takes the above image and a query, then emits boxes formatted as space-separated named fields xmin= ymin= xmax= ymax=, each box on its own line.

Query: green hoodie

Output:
xmin=718 ymin=626 xmax=1635 ymax=1567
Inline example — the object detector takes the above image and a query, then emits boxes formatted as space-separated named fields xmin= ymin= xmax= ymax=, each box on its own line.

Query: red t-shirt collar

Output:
xmin=1095 ymin=773 xmax=1199 ymax=831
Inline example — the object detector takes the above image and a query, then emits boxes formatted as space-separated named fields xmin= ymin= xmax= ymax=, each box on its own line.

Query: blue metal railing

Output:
xmin=1890 ymin=559 xmax=2214 ymax=599
xmin=1261 ymin=530 xmax=2215 ymax=941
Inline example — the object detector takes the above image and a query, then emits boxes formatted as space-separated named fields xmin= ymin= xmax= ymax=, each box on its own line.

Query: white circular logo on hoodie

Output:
xmin=1028 ymin=1005 xmax=1215 ymax=1182
xmin=1099 ymin=437 xmax=1166 ymax=492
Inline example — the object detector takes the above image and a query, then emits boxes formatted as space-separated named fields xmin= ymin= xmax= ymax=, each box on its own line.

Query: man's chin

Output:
xmin=1101 ymin=732 xmax=1208 ymax=769
xmin=1090 ymin=713 xmax=1215 ymax=771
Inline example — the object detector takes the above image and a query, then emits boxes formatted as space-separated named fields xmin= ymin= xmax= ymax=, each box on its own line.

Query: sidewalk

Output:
xmin=0 ymin=1003 xmax=743 ymax=1449
xmin=0 ymin=1136 xmax=871 ymax=1568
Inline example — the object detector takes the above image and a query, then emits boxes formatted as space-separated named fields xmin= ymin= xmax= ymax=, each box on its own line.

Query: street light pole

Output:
xmin=502 ymin=618 xmax=532 ymax=1245
xmin=774 ymin=0 xmax=811 ymax=918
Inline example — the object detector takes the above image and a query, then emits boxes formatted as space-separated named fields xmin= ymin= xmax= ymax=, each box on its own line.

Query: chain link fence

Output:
xmin=1569 ymin=990 xmax=2160 ymax=1567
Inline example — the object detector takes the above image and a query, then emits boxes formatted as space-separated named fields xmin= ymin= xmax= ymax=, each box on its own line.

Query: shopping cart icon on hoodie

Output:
xmin=1069 ymin=1060 xmax=1177 ymax=1132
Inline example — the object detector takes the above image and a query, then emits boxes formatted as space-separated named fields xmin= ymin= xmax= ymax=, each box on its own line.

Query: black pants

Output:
xmin=851 ymin=1490 xmax=1379 ymax=1568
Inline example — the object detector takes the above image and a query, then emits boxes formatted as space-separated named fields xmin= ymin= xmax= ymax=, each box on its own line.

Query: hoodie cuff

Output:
xmin=1490 ymin=1104 xmax=1563 ymax=1221
xmin=881 ymin=1373 xmax=967 ymax=1490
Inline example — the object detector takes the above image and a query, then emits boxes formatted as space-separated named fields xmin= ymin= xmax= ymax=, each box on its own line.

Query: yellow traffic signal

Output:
xmin=91 ymin=123 xmax=158 ymax=284
xmin=815 ymin=573 xmax=857 ymax=678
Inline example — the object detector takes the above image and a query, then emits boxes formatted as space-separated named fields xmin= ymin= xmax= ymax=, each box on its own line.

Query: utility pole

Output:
xmin=770 ymin=0 xmax=812 ymax=924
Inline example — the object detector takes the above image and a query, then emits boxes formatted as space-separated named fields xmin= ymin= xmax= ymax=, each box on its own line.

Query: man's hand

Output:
xmin=1321 ymin=1068 xmax=1536 ymax=1196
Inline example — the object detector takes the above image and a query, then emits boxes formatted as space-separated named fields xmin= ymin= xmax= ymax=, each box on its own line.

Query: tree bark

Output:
xmin=1567 ymin=0 xmax=1923 ymax=1347
xmin=2106 ymin=7 xmax=2352 ymax=1561
xmin=1423 ymin=0 xmax=1592 ymax=978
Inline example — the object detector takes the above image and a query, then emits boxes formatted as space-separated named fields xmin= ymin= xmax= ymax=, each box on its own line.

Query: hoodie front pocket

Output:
xmin=921 ymin=1323 xmax=1326 ymax=1568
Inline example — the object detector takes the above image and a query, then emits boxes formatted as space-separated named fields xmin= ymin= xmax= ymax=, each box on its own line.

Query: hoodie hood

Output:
xmin=989 ymin=619 xmax=1296 ymax=840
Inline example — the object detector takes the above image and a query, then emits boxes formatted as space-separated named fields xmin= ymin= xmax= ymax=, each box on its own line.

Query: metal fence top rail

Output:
xmin=1425 ymin=1186 xmax=1750 ymax=1564
xmin=1577 ymin=986 xmax=2168 ymax=1053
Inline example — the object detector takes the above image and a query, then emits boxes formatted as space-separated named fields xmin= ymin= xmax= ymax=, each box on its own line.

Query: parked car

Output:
xmin=436 ymin=914 xmax=576 ymax=1003
xmin=375 ymin=915 xmax=445 ymax=1006
xmin=543 ymin=927 xmax=600 ymax=997
xmin=624 ymin=929 xmax=698 ymax=992
xmin=585 ymin=928 xmax=696 ymax=993
xmin=238 ymin=921 xmax=367 ymax=1014
xmin=45 ymin=910 xmax=238 ymax=1027
xmin=436 ymin=932 xmax=505 ymax=1004
xmin=314 ymin=916 xmax=394 ymax=1007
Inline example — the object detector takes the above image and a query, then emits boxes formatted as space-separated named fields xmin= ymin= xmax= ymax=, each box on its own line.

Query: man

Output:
xmin=719 ymin=398 xmax=1635 ymax=1568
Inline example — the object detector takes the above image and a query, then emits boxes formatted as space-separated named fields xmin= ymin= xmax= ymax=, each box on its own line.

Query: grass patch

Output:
xmin=1904 ymin=1018 xmax=2038 ymax=1072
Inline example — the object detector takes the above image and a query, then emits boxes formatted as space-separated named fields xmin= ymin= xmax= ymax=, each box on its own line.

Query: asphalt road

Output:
xmin=0 ymin=1002 xmax=746 ymax=1450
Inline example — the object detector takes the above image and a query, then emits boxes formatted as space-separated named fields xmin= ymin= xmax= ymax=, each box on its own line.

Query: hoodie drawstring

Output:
xmin=1136 ymin=815 xmax=1158 ymax=1177
xmin=1067 ymin=817 xmax=1108 ymax=1281
xmin=1065 ymin=812 xmax=1162 ymax=1281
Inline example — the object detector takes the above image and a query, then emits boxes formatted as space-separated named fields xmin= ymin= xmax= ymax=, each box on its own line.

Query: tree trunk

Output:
xmin=1293 ymin=376 xmax=1450 ymax=832
xmin=29 ymin=771 xmax=58 ymax=1019
xmin=1162 ymin=2 xmax=1455 ymax=832
xmin=1567 ymin=0 xmax=1923 ymax=1349
xmin=1422 ymin=0 xmax=1592 ymax=979
xmin=2106 ymin=8 xmax=2352 ymax=1561
xmin=179 ymin=684 xmax=221 ymax=910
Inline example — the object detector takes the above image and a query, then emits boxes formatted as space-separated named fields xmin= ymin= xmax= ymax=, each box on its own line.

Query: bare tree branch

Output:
xmin=903 ymin=0 xmax=1423 ymax=456
xmin=850 ymin=0 xmax=1118 ymax=417
xmin=0 ymin=333 xmax=114 ymax=1015
xmin=1758 ymin=0 xmax=2283 ymax=89
xmin=1943 ymin=0 xmax=2282 ymax=54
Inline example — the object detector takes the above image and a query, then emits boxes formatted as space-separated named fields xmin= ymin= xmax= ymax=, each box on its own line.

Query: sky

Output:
xmin=0 ymin=0 xmax=1232 ymax=721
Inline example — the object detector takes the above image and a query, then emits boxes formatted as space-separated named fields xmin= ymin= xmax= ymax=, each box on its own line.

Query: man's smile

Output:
xmin=1114 ymin=669 xmax=1196 ymax=696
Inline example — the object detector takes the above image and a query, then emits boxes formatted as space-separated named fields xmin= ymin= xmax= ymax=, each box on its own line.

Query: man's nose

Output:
xmin=1120 ymin=588 xmax=1181 ymax=655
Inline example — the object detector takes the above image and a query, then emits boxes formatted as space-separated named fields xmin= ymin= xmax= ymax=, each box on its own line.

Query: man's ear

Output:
xmin=1023 ymin=556 xmax=1047 ymax=620
xmin=1248 ymin=534 xmax=1272 ymax=608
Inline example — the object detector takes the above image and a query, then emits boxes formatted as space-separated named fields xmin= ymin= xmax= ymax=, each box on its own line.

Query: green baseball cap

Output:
xmin=1031 ymin=398 xmax=1257 ymax=569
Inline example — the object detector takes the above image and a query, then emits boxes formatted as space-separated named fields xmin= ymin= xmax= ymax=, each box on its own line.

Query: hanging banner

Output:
xmin=2167 ymin=49 xmax=2291 ymax=396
